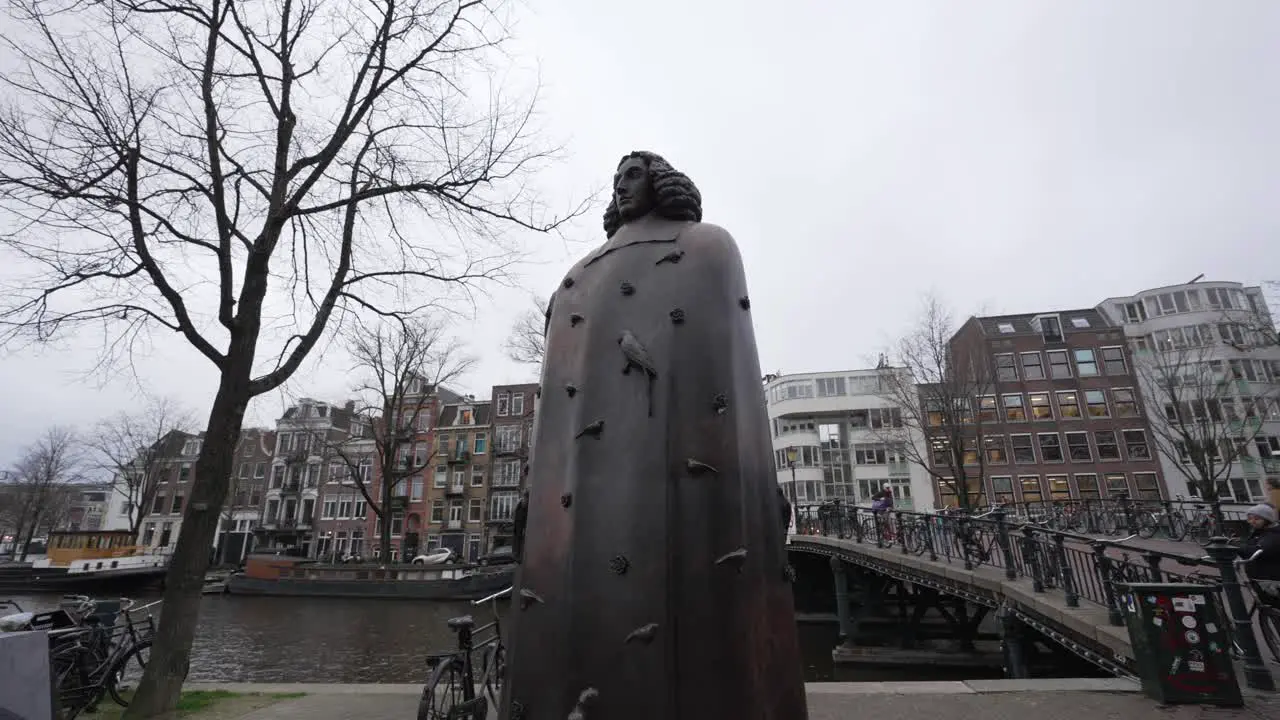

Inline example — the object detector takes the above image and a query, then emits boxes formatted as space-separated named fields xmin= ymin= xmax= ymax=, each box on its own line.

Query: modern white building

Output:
xmin=1098 ymin=280 xmax=1280 ymax=503
xmin=764 ymin=368 xmax=936 ymax=512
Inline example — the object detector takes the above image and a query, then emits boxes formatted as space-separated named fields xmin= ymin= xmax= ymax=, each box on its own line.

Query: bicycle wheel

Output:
xmin=478 ymin=642 xmax=505 ymax=704
xmin=1165 ymin=513 xmax=1187 ymax=541
xmin=106 ymin=640 xmax=151 ymax=707
xmin=419 ymin=656 xmax=483 ymax=720
xmin=1260 ymin=610 xmax=1280 ymax=664
xmin=1136 ymin=512 xmax=1158 ymax=539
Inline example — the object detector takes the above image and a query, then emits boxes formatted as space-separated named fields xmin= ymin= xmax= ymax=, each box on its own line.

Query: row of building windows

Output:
xmin=935 ymin=470 xmax=1162 ymax=506
xmin=930 ymin=430 xmax=1153 ymax=466
xmin=494 ymin=392 xmax=528 ymax=417
xmin=768 ymin=374 xmax=890 ymax=403
xmin=926 ymin=388 xmax=1140 ymax=426
xmin=1120 ymin=287 xmax=1254 ymax=323
xmin=994 ymin=347 xmax=1126 ymax=382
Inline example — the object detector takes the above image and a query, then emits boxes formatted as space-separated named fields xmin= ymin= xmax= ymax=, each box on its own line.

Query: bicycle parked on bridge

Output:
xmin=418 ymin=585 xmax=510 ymax=720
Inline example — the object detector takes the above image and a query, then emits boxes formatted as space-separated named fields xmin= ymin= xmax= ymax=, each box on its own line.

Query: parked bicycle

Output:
xmin=1235 ymin=549 xmax=1280 ymax=664
xmin=36 ymin=596 xmax=158 ymax=718
xmin=418 ymin=585 xmax=510 ymax=720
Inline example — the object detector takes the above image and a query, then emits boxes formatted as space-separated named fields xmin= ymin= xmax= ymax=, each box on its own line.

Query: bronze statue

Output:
xmin=499 ymin=152 xmax=808 ymax=720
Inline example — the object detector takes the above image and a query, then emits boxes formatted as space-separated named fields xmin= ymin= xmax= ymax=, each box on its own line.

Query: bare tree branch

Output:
xmin=503 ymin=294 xmax=547 ymax=367
xmin=876 ymin=294 xmax=997 ymax=511
xmin=2 ymin=426 xmax=86 ymax=560
xmin=87 ymin=396 xmax=196 ymax=535
xmin=0 ymin=2 xmax=586 ymax=714
xmin=321 ymin=314 xmax=474 ymax=562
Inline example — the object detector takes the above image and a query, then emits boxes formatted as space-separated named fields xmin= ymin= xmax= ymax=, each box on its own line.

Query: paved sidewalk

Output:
xmin=185 ymin=680 xmax=1280 ymax=719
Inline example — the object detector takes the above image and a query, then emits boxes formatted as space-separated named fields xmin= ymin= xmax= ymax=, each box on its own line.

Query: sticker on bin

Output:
xmin=1172 ymin=597 xmax=1195 ymax=613
xmin=1192 ymin=595 xmax=1206 ymax=605
xmin=1185 ymin=630 xmax=1201 ymax=644
xmin=1182 ymin=615 xmax=1198 ymax=629
xmin=1188 ymin=660 xmax=1206 ymax=672
xmin=1205 ymin=623 xmax=1218 ymax=634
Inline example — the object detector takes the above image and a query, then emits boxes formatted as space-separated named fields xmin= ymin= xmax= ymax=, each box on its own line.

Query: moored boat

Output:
xmin=0 ymin=530 xmax=169 ymax=593
xmin=226 ymin=553 xmax=512 ymax=600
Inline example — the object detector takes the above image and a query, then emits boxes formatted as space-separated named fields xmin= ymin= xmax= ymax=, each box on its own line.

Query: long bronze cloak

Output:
xmin=499 ymin=217 xmax=808 ymax=720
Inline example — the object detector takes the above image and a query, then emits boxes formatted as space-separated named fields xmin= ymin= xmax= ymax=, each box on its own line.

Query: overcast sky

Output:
xmin=1 ymin=0 xmax=1276 ymax=468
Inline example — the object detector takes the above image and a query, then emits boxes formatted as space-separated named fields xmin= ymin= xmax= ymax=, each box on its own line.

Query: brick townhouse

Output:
xmin=933 ymin=309 xmax=1168 ymax=507
xmin=485 ymin=383 xmax=538 ymax=554
xmin=256 ymin=398 xmax=357 ymax=557
xmin=421 ymin=397 xmax=492 ymax=561
xmin=139 ymin=431 xmax=203 ymax=551
xmin=217 ymin=428 xmax=275 ymax=564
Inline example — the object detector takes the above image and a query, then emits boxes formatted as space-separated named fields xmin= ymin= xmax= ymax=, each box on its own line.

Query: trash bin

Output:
xmin=1116 ymin=582 xmax=1243 ymax=706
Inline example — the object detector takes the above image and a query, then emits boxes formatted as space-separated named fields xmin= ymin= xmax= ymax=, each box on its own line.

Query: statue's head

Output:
xmin=603 ymin=151 xmax=702 ymax=238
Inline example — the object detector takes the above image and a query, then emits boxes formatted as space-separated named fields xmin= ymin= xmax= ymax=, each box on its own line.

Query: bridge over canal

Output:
xmin=785 ymin=503 xmax=1278 ymax=691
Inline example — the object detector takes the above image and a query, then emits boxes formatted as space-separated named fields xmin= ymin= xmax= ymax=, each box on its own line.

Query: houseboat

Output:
xmin=226 ymin=553 xmax=513 ymax=600
xmin=0 ymin=530 xmax=169 ymax=592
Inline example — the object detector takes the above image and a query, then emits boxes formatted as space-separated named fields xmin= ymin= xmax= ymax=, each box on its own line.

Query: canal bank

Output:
xmin=180 ymin=680 xmax=1280 ymax=719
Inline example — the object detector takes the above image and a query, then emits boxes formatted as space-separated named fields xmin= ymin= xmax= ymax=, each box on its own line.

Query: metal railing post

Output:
xmin=873 ymin=510 xmax=885 ymax=549
xmin=1021 ymin=526 xmax=1043 ymax=592
xmin=992 ymin=508 xmax=1017 ymax=580
xmin=1119 ymin=493 xmax=1136 ymax=535
xmin=852 ymin=506 xmax=864 ymax=544
xmin=1091 ymin=541 xmax=1124 ymax=626
xmin=895 ymin=510 xmax=908 ymax=555
xmin=1142 ymin=551 xmax=1164 ymax=583
xmin=1205 ymin=537 xmax=1276 ymax=691
xmin=1053 ymin=534 xmax=1079 ymax=607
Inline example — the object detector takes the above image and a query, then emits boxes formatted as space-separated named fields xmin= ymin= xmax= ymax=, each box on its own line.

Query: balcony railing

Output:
xmin=494 ymin=442 xmax=527 ymax=457
xmin=448 ymin=451 xmax=471 ymax=465
xmin=446 ymin=519 xmax=462 ymax=530
xmin=446 ymin=483 xmax=466 ymax=496
xmin=282 ymin=449 xmax=309 ymax=465
xmin=491 ymin=476 xmax=521 ymax=488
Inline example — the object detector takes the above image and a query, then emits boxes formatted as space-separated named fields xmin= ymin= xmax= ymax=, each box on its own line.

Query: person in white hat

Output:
xmin=1239 ymin=503 xmax=1280 ymax=581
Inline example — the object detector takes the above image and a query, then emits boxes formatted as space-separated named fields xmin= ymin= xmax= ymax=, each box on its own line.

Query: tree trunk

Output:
xmin=123 ymin=369 xmax=251 ymax=719
xmin=19 ymin=509 xmax=41 ymax=562
xmin=10 ymin=514 xmax=27 ymax=561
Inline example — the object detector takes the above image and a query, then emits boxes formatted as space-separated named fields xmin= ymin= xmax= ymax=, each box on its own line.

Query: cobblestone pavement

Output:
xmin=185 ymin=681 xmax=1280 ymax=720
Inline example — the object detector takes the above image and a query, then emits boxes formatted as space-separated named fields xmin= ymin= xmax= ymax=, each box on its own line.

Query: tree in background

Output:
xmin=1137 ymin=327 xmax=1276 ymax=513
xmin=504 ymin=295 xmax=550 ymax=368
xmin=89 ymin=397 xmax=195 ymax=537
xmin=330 ymin=316 xmax=474 ymax=563
xmin=4 ymin=427 xmax=85 ymax=560
xmin=0 ymin=2 xmax=583 ymax=714
xmin=877 ymin=295 xmax=997 ymax=511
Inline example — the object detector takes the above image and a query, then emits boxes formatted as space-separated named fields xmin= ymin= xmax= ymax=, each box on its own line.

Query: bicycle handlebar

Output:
xmin=473 ymin=586 xmax=513 ymax=606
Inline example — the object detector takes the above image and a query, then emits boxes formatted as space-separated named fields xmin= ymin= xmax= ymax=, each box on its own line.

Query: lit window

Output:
xmin=1003 ymin=394 xmax=1026 ymax=422
xmin=1028 ymin=393 xmax=1053 ymax=420
xmin=1104 ymin=473 xmax=1129 ymax=498
xmin=984 ymin=436 xmax=1008 ymax=464
xmin=976 ymin=396 xmax=998 ymax=423
xmin=1084 ymin=390 xmax=1109 ymax=418
xmin=1056 ymin=391 xmax=1081 ymax=419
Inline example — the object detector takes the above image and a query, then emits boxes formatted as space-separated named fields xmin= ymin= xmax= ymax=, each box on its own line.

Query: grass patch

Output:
xmin=175 ymin=690 xmax=242 ymax=712
xmin=94 ymin=690 xmax=302 ymax=719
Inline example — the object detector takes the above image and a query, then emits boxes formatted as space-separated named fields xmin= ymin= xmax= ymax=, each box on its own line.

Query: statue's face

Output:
xmin=613 ymin=156 xmax=654 ymax=222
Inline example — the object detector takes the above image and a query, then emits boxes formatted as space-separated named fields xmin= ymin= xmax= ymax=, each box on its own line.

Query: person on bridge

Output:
xmin=1238 ymin=504 xmax=1280 ymax=582
xmin=871 ymin=485 xmax=894 ymax=513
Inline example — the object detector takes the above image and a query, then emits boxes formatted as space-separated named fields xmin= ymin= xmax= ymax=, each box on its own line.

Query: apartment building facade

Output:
xmin=257 ymin=398 xmax=357 ymax=557
xmin=216 ymin=428 xmax=275 ymax=564
xmin=1098 ymin=281 xmax=1280 ymax=502
xmin=486 ymin=383 xmax=538 ymax=554
xmin=765 ymin=369 xmax=936 ymax=512
xmin=139 ymin=432 xmax=203 ymax=551
xmin=938 ymin=309 xmax=1168 ymax=507
xmin=315 ymin=435 xmax=373 ymax=562
xmin=422 ymin=399 xmax=491 ymax=561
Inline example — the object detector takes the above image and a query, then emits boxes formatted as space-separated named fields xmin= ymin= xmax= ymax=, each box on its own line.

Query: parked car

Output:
xmin=476 ymin=545 xmax=516 ymax=567
xmin=411 ymin=548 xmax=457 ymax=566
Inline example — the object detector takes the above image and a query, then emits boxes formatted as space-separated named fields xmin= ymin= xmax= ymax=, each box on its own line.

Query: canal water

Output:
xmin=4 ymin=592 xmax=1002 ymax=683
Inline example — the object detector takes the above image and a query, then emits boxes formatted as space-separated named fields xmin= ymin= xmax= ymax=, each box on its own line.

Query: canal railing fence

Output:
xmin=793 ymin=500 xmax=1276 ymax=691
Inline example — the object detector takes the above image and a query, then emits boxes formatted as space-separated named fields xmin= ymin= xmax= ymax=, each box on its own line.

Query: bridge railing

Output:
xmin=793 ymin=500 xmax=1276 ymax=690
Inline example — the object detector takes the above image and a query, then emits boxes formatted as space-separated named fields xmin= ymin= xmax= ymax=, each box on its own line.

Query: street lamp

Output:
xmin=785 ymin=446 xmax=799 ymax=533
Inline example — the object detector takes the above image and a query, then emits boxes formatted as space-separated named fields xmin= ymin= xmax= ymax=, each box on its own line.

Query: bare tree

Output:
xmin=89 ymin=397 xmax=195 ymax=536
xmin=503 ymin=295 xmax=549 ymax=367
xmin=1137 ymin=332 xmax=1275 ymax=511
xmin=878 ymin=296 xmax=997 ymax=511
xmin=5 ymin=427 xmax=85 ymax=560
xmin=329 ymin=315 xmax=474 ymax=562
xmin=0 ymin=2 xmax=583 ymax=714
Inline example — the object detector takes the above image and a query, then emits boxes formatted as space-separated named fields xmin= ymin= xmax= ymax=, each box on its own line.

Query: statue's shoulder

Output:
xmin=676 ymin=221 xmax=741 ymax=263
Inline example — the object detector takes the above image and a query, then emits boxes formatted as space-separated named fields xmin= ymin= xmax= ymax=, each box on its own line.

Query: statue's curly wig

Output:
xmin=602 ymin=151 xmax=702 ymax=238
